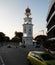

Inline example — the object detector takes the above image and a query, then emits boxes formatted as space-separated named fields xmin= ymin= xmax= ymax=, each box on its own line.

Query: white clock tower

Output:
xmin=22 ymin=8 xmax=33 ymax=46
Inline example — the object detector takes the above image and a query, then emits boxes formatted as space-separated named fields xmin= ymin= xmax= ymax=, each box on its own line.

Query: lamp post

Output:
xmin=40 ymin=30 xmax=44 ymax=35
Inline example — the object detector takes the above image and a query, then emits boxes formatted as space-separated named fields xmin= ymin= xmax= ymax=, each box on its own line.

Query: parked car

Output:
xmin=19 ymin=44 xmax=26 ymax=48
xmin=7 ymin=45 xmax=12 ymax=48
xmin=27 ymin=51 xmax=55 ymax=65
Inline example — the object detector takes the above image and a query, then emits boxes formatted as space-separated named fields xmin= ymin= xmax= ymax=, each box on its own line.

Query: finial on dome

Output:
xmin=25 ymin=7 xmax=31 ymax=17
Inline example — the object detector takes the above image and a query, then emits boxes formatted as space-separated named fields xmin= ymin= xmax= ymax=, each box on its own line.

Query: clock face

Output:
xmin=29 ymin=19 xmax=31 ymax=22
xmin=28 ymin=29 xmax=32 ymax=35
xmin=29 ymin=29 xmax=31 ymax=31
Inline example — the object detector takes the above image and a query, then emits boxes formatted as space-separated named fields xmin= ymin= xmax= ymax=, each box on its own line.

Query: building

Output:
xmin=46 ymin=0 xmax=55 ymax=41
xmin=22 ymin=8 xmax=33 ymax=46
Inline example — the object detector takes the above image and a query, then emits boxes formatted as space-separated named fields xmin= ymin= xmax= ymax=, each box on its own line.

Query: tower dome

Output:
xmin=25 ymin=8 xmax=31 ymax=17
xmin=26 ymin=8 xmax=30 ymax=13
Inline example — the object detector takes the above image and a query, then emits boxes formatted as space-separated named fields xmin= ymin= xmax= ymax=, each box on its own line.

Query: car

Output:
xmin=7 ymin=45 xmax=12 ymax=48
xmin=19 ymin=44 xmax=26 ymax=48
xmin=27 ymin=51 xmax=55 ymax=65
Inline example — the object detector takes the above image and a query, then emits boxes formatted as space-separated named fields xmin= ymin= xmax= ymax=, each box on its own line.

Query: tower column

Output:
xmin=22 ymin=8 xmax=33 ymax=47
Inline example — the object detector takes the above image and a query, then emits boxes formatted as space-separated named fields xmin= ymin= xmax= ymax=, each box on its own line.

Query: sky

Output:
xmin=0 ymin=0 xmax=51 ymax=39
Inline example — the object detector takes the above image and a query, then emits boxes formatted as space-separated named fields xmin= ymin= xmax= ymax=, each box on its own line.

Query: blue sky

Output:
xmin=0 ymin=0 xmax=51 ymax=39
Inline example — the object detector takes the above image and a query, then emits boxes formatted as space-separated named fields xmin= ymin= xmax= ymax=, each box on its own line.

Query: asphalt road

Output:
xmin=0 ymin=46 xmax=29 ymax=65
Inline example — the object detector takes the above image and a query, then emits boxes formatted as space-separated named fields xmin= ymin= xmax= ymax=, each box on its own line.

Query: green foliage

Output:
xmin=15 ymin=31 xmax=23 ymax=42
xmin=5 ymin=36 xmax=10 ymax=42
xmin=11 ymin=37 xmax=20 ymax=43
xmin=34 ymin=35 xmax=47 ymax=44
xmin=11 ymin=31 xmax=23 ymax=43
xmin=0 ymin=32 xmax=10 ymax=46
xmin=15 ymin=31 xmax=23 ymax=38
xmin=0 ymin=32 xmax=5 ymax=42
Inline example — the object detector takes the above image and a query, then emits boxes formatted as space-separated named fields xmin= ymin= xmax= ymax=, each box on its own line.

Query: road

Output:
xmin=0 ymin=46 xmax=29 ymax=65
xmin=0 ymin=45 xmax=55 ymax=65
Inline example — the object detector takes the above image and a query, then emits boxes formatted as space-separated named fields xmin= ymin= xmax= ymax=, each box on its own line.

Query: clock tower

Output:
xmin=22 ymin=8 xmax=33 ymax=46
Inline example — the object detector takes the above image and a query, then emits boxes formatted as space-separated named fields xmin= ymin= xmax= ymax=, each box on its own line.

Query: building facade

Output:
xmin=22 ymin=8 xmax=33 ymax=46
xmin=46 ymin=0 xmax=55 ymax=41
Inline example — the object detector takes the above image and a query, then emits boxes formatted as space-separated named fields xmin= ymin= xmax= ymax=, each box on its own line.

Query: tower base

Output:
xmin=22 ymin=37 xmax=33 ymax=47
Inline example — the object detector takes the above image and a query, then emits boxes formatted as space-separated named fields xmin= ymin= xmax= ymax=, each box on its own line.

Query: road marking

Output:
xmin=0 ymin=56 xmax=5 ymax=65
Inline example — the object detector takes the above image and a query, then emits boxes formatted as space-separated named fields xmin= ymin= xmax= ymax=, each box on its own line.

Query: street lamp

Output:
xmin=40 ymin=30 xmax=44 ymax=35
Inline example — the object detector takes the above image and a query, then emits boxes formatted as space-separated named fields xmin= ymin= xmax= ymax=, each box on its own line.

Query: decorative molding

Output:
xmin=47 ymin=25 xmax=55 ymax=33
xmin=47 ymin=11 xmax=55 ymax=26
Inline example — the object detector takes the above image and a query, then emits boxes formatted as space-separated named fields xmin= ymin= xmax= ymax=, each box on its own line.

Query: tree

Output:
xmin=0 ymin=32 xmax=10 ymax=46
xmin=5 ymin=36 xmax=10 ymax=42
xmin=0 ymin=32 xmax=5 ymax=42
xmin=0 ymin=32 xmax=5 ymax=46
xmin=35 ymin=35 xmax=55 ymax=51
xmin=11 ymin=31 xmax=23 ymax=43
xmin=15 ymin=31 xmax=23 ymax=42
xmin=34 ymin=35 xmax=47 ymax=47
xmin=11 ymin=37 xmax=19 ymax=43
